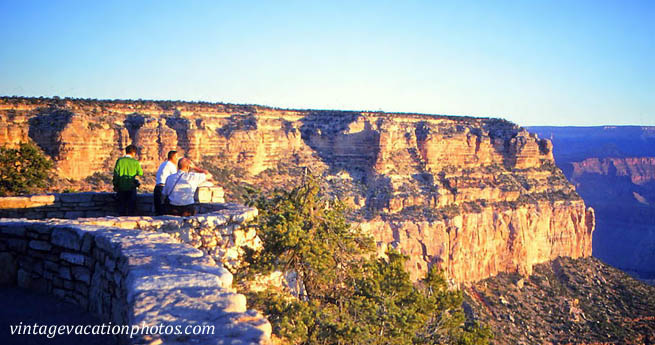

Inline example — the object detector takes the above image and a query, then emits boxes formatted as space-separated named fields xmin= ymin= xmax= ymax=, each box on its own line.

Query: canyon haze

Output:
xmin=529 ymin=126 xmax=655 ymax=283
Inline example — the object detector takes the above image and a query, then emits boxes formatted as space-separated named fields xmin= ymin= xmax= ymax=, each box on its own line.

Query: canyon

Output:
xmin=466 ymin=256 xmax=655 ymax=344
xmin=529 ymin=126 xmax=655 ymax=282
xmin=0 ymin=97 xmax=595 ymax=285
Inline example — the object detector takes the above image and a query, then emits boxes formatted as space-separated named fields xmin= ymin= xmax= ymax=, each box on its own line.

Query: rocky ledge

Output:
xmin=464 ymin=257 xmax=655 ymax=344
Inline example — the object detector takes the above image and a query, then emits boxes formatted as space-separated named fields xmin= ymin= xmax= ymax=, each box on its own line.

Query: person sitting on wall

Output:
xmin=162 ymin=157 xmax=210 ymax=217
xmin=153 ymin=150 xmax=178 ymax=216
xmin=112 ymin=144 xmax=143 ymax=216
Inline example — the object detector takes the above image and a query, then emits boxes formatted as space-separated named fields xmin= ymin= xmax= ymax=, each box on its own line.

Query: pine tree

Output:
xmin=240 ymin=177 xmax=492 ymax=344
xmin=0 ymin=143 xmax=53 ymax=196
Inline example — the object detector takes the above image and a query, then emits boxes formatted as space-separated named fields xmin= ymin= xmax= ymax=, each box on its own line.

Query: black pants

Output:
xmin=117 ymin=189 xmax=137 ymax=216
xmin=165 ymin=204 xmax=196 ymax=217
xmin=153 ymin=184 xmax=164 ymax=216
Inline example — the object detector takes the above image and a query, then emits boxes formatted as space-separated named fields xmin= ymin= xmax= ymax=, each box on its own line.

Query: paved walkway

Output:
xmin=0 ymin=287 xmax=117 ymax=345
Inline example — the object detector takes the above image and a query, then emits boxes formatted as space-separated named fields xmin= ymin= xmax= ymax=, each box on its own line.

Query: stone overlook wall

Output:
xmin=0 ymin=204 xmax=271 ymax=345
xmin=0 ymin=97 xmax=595 ymax=284
xmin=0 ymin=193 xmax=153 ymax=219
xmin=67 ymin=203 xmax=261 ymax=273
xmin=0 ymin=187 xmax=225 ymax=219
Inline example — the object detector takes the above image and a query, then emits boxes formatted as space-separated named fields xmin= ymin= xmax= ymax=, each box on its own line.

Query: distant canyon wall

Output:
xmin=571 ymin=157 xmax=655 ymax=186
xmin=529 ymin=126 xmax=655 ymax=279
xmin=0 ymin=97 xmax=595 ymax=283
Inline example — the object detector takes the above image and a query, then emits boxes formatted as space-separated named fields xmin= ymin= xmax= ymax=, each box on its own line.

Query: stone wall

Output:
xmin=0 ymin=205 xmax=270 ymax=345
xmin=66 ymin=203 xmax=261 ymax=274
xmin=0 ymin=186 xmax=225 ymax=219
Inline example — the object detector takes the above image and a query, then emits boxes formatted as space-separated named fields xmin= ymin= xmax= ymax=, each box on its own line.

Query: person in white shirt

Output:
xmin=153 ymin=150 xmax=178 ymax=215
xmin=162 ymin=157 xmax=210 ymax=216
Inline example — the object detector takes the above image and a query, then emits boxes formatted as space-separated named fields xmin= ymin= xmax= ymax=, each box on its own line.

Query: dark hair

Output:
xmin=125 ymin=145 xmax=138 ymax=155
xmin=167 ymin=150 xmax=177 ymax=160
xmin=177 ymin=157 xmax=191 ymax=170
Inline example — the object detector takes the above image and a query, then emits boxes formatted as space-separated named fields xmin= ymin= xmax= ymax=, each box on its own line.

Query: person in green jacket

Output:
xmin=113 ymin=144 xmax=143 ymax=216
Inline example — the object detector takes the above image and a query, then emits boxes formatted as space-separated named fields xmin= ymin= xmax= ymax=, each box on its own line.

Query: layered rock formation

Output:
xmin=571 ymin=157 xmax=655 ymax=186
xmin=361 ymin=202 xmax=594 ymax=282
xmin=0 ymin=97 xmax=595 ymax=283
xmin=529 ymin=126 xmax=655 ymax=281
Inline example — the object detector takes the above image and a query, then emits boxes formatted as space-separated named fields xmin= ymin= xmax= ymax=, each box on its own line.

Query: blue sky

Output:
xmin=0 ymin=0 xmax=653 ymax=126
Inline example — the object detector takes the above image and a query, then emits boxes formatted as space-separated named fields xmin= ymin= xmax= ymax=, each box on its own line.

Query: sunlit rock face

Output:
xmin=0 ymin=97 xmax=594 ymax=283
xmin=571 ymin=157 xmax=655 ymax=186
xmin=359 ymin=202 xmax=594 ymax=283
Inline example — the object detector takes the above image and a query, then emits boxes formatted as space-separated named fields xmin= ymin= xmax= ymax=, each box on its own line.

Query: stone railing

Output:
xmin=0 ymin=202 xmax=271 ymax=344
xmin=0 ymin=186 xmax=225 ymax=219
xmin=68 ymin=203 xmax=261 ymax=275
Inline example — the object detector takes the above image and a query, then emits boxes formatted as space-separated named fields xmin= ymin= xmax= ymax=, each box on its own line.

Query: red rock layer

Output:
xmin=0 ymin=97 xmax=595 ymax=283
xmin=572 ymin=157 xmax=655 ymax=185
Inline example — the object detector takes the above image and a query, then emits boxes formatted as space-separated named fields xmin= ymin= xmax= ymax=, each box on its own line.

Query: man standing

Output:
xmin=112 ymin=145 xmax=143 ymax=216
xmin=162 ymin=157 xmax=210 ymax=216
xmin=153 ymin=150 xmax=178 ymax=216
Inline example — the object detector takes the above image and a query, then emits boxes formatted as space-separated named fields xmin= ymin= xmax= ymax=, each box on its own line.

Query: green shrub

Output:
xmin=240 ymin=177 xmax=492 ymax=344
xmin=441 ymin=203 xmax=462 ymax=219
xmin=85 ymin=171 xmax=113 ymax=186
xmin=200 ymin=155 xmax=252 ymax=202
xmin=0 ymin=143 xmax=53 ymax=196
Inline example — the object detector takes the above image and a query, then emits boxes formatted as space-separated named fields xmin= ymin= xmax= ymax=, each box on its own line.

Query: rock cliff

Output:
xmin=571 ymin=157 xmax=655 ymax=186
xmin=360 ymin=201 xmax=593 ymax=282
xmin=529 ymin=126 xmax=655 ymax=282
xmin=0 ymin=97 xmax=595 ymax=283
